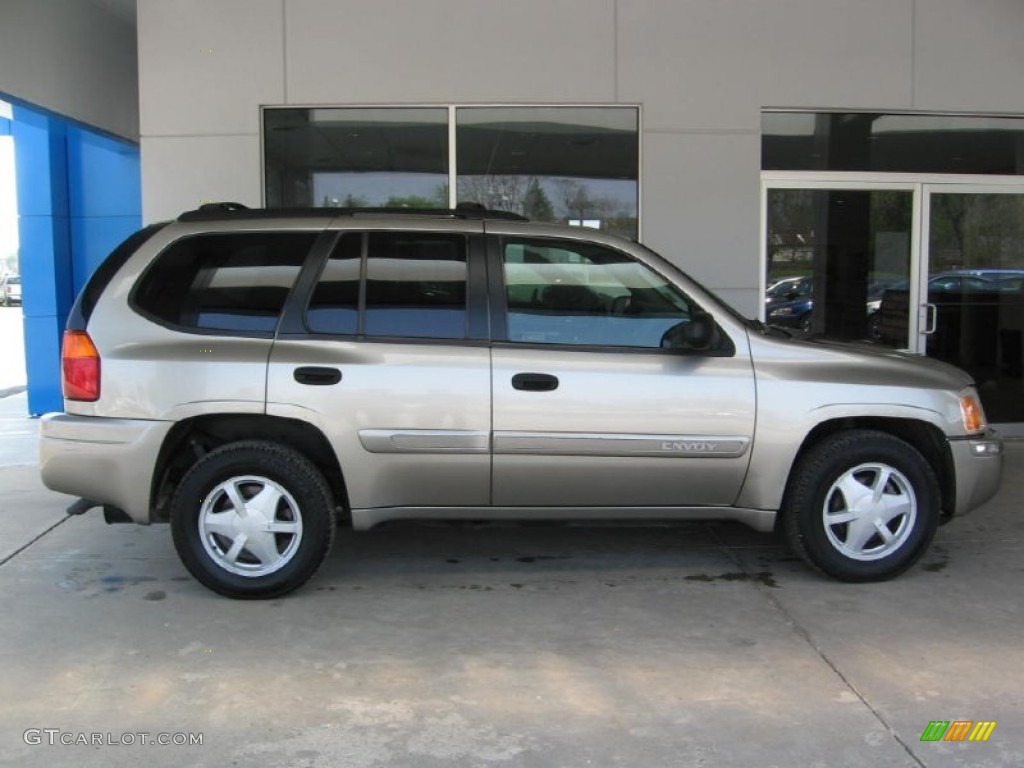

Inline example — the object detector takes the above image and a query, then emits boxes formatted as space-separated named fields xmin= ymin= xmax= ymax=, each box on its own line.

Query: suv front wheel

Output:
xmin=783 ymin=430 xmax=940 ymax=582
xmin=170 ymin=441 xmax=336 ymax=598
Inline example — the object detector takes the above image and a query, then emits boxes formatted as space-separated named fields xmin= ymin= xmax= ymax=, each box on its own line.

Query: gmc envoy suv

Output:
xmin=39 ymin=204 xmax=1003 ymax=598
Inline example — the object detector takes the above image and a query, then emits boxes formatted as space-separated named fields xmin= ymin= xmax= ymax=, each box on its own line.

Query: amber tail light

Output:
xmin=62 ymin=330 xmax=100 ymax=402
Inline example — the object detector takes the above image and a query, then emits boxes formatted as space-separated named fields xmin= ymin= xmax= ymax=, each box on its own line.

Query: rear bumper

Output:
xmin=39 ymin=413 xmax=172 ymax=524
xmin=948 ymin=431 xmax=1003 ymax=516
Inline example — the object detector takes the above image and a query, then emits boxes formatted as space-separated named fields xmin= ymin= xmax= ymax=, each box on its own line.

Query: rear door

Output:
xmin=267 ymin=221 xmax=492 ymax=513
xmin=489 ymin=232 xmax=756 ymax=508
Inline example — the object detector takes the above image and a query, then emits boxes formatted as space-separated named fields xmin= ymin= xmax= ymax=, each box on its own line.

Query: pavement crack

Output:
xmin=706 ymin=524 xmax=927 ymax=768
xmin=0 ymin=516 xmax=71 ymax=566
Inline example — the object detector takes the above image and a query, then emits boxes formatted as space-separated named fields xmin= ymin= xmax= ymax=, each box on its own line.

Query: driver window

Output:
xmin=502 ymin=238 xmax=698 ymax=348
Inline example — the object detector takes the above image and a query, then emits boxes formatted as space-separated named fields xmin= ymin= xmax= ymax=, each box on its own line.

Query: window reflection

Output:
xmin=456 ymin=107 xmax=639 ymax=238
xmin=365 ymin=232 xmax=468 ymax=339
xmin=503 ymin=238 xmax=692 ymax=347
xmin=763 ymin=111 xmax=1024 ymax=175
xmin=264 ymin=105 xmax=641 ymax=235
xmin=765 ymin=189 xmax=912 ymax=347
xmin=264 ymin=107 xmax=448 ymax=208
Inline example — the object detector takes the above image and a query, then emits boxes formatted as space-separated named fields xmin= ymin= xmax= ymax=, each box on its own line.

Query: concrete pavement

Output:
xmin=0 ymin=388 xmax=1021 ymax=767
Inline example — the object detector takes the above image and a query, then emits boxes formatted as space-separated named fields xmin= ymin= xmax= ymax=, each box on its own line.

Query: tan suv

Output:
xmin=39 ymin=204 xmax=1003 ymax=598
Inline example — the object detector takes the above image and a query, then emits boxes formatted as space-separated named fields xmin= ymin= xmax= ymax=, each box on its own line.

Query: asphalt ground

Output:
xmin=0 ymin=388 xmax=1020 ymax=767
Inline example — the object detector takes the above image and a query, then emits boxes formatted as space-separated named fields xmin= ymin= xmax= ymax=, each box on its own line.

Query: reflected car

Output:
xmin=765 ymin=276 xmax=812 ymax=307
xmin=767 ymin=295 xmax=814 ymax=331
xmin=870 ymin=273 xmax=1004 ymax=343
xmin=0 ymin=275 xmax=20 ymax=307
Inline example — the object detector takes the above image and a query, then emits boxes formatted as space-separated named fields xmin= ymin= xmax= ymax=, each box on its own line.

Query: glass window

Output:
xmin=264 ymin=107 xmax=449 ymax=208
xmin=133 ymin=233 xmax=314 ymax=333
xmin=763 ymin=111 xmax=1024 ymax=175
xmin=926 ymin=192 xmax=1024 ymax=422
xmin=306 ymin=234 xmax=362 ymax=335
xmin=263 ymin=105 xmax=642 ymax=237
xmin=457 ymin=107 xmax=639 ymax=238
xmin=765 ymin=189 xmax=913 ymax=347
xmin=503 ymin=238 xmax=696 ymax=348
xmin=364 ymin=232 xmax=468 ymax=339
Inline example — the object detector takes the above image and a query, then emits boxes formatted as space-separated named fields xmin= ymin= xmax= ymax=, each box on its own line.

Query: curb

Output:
xmin=0 ymin=385 xmax=28 ymax=399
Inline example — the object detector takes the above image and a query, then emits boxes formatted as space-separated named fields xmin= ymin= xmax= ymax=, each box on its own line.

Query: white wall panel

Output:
xmin=618 ymin=0 xmax=913 ymax=132
xmin=641 ymin=131 xmax=761 ymax=314
xmin=0 ymin=0 xmax=138 ymax=139
xmin=914 ymin=0 xmax=1024 ymax=112
xmin=141 ymin=136 xmax=261 ymax=222
xmin=138 ymin=0 xmax=284 ymax=136
xmin=285 ymin=0 xmax=616 ymax=104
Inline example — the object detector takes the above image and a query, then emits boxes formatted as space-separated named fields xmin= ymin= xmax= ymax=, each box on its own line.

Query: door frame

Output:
xmin=762 ymin=172 xmax=1024 ymax=429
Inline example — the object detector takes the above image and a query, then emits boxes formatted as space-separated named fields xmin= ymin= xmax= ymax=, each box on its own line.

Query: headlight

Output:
xmin=960 ymin=390 xmax=986 ymax=433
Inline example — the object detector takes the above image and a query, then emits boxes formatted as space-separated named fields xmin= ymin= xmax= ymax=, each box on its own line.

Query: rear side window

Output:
xmin=306 ymin=231 xmax=468 ymax=340
xmin=133 ymin=232 xmax=316 ymax=333
xmin=68 ymin=222 xmax=168 ymax=330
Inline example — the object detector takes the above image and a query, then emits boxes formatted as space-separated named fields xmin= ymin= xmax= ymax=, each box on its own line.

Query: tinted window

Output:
xmin=364 ymin=232 xmax=468 ymax=339
xmin=133 ymin=232 xmax=315 ymax=333
xmin=264 ymin=107 xmax=449 ymax=208
xmin=503 ymin=239 xmax=696 ymax=348
xmin=457 ymin=106 xmax=639 ymax=238
xmin=306 ymin=234 xmax=362 ymax=334
xmin=763 ymin=111 xmax=1024 ymax=175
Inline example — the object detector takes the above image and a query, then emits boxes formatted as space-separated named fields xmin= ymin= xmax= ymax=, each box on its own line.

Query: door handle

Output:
xmin=922 ymin=303 xmax=938 ymax=335
xmin=294 ymin=366 xmax=342 ymax=386
xmin=512 ymin=372 xmax=559 ymax=392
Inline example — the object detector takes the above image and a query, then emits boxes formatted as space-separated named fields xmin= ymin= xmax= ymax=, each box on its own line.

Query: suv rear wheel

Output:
xmin=783 ymin=430 xmax=940 ymax=581
xmin=170 ymin=441 xmax=336 ymax=598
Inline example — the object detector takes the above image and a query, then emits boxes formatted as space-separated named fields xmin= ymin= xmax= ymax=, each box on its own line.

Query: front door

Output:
xmin=490 ymin=234 xmax=756 ymax=508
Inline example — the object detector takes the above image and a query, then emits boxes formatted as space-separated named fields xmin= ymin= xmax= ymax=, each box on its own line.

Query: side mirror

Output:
xmin=660 ymin=312 xmax=718 ymax=351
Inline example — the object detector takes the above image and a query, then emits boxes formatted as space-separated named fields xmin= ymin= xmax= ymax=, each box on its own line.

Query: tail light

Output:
xmin=62 ymin=330 xmax=100 ymax=401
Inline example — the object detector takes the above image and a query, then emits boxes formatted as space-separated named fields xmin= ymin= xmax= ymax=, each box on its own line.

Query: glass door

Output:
xmin=922 ymin=186 xmax=1024 ymax=424
xmin=765 ymin=185 xmax=917 ymax=348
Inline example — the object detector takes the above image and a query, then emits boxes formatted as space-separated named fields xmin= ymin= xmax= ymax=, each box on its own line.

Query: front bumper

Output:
xmin=948 ymin=430 xmax=1003 ymax=516
xmin=39 ymin=413 xmax=173 ymax=524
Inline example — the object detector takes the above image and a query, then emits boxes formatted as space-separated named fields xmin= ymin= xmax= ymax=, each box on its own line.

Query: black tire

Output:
xmin=170 ymin=441 xmax=336 ymax=599
xmin=783 ymin=430 xmax=940 ymax=582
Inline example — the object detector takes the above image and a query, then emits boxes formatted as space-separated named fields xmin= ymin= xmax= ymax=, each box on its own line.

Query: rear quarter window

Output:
xmin=132 ymin=232 xmax=316 ymax=334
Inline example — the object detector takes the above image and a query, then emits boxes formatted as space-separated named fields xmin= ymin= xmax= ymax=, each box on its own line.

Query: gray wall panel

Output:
xmin=142 ymin=135 xmax=261 ymax=222
xmin=133 ymin=0 xmax=1022 ymax=303
xmin=641 ymin=131 xmax=761 ymax=314
xmin=618 ymin=0 xmax=913 ymax=132
xmin=0 ymin=0 xmax=138 ymax=140
xmin=285 ymin=0 xmax=617 ymax=105
xmin=913 ymin=0 xmax=1024 ymax=112
xmin=138 ymin=0 xmax=284 ymax=136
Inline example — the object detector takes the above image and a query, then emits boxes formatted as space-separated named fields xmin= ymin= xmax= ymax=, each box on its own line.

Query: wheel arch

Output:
xmin=787 ymin=416 xmax=954 ymax=521
xmin=150 ymin=413 xmax=349 ymax=523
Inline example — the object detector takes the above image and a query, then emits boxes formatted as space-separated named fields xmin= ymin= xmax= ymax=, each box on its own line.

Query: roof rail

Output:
xmin=178 ymin=201 xmax=528 ymax=223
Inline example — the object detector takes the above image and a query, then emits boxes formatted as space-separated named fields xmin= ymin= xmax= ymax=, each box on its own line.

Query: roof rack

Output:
xmin=178 ymin=201 xmax=528 ymax=223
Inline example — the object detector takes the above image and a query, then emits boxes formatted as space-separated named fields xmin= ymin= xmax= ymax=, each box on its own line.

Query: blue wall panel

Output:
xmin=67 ymin=126 xmax=141 ymax=296
xmin=70 ymin=215 xmax=140 ymax=284
xmin=12 ymin=106 xmax=73 ymax=415
xmin=22 ymin=314 xmax=64 ymax=411
xmin=11 ymin=100 xmax=140 ymax=415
